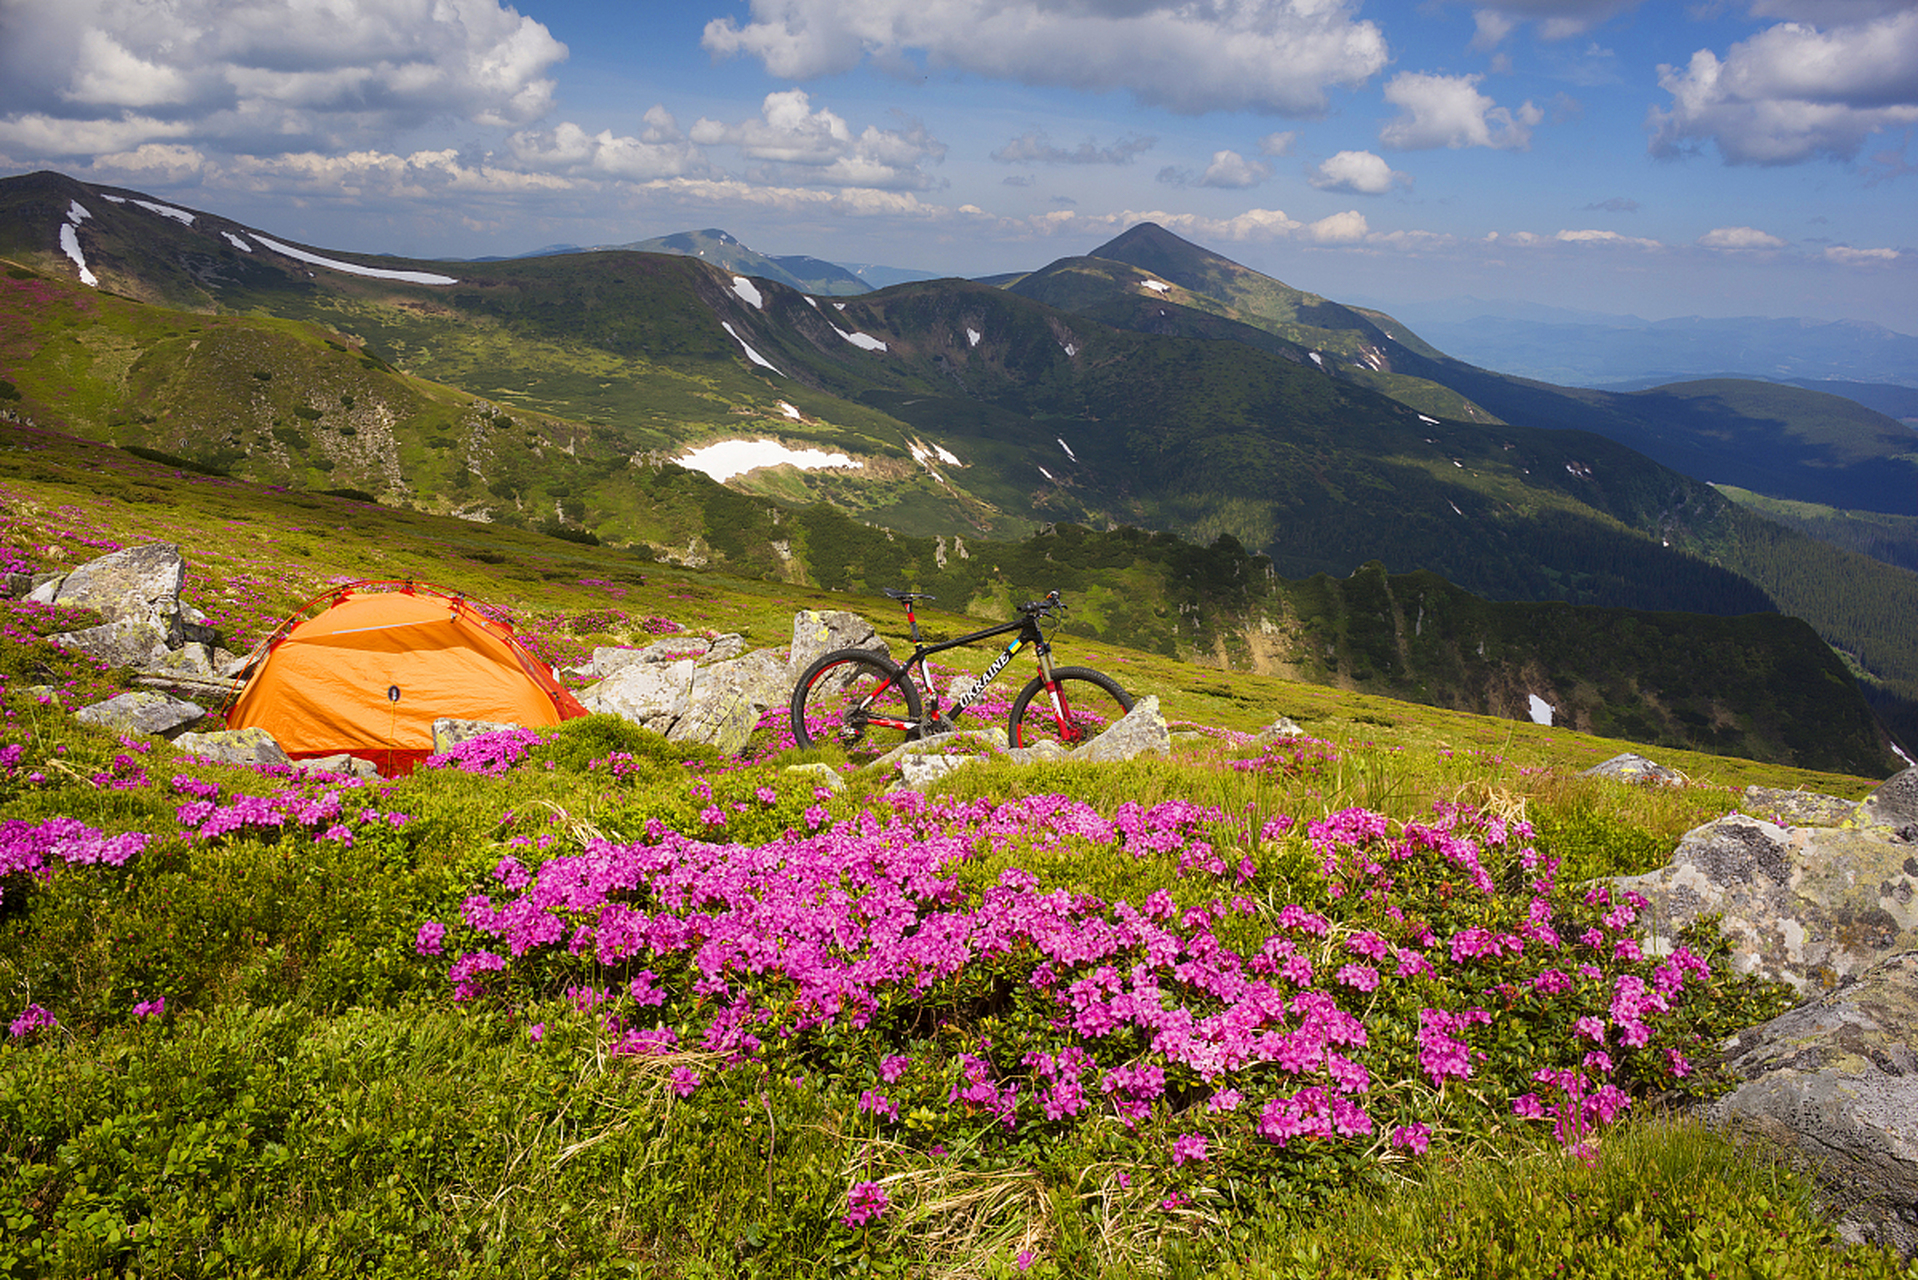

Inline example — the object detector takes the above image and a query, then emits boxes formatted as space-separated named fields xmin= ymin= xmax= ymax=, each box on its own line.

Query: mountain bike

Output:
xmin=790 ymin=589 xmax=1135 ymax=762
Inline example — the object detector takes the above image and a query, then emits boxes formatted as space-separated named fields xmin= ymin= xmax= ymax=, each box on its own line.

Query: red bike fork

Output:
xmin=1035 ymin=654 xmax=1082 ymax=743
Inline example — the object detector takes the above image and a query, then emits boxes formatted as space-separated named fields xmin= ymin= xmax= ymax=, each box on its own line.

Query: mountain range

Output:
xmin=1 ymin=167 xmax=1913 ymax=764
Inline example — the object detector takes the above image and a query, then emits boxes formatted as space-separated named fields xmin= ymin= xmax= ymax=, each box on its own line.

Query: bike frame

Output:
xmin=862 ymin=596 xmax=1062 ymax=732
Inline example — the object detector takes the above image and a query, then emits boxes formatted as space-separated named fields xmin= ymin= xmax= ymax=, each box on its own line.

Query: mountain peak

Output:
xmin=1085 ymin=222 xmax=1252 ymax=290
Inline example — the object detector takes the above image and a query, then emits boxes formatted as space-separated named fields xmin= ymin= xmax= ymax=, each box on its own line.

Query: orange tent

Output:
xmin=227 ymin=581 xmax=587 ymax=775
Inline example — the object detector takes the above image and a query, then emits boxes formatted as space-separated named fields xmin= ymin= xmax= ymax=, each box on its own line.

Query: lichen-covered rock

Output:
xmin=27 ymin=543 xmax=186 ymax=625
xmin=1581 ymin=752 xmax=1685 ymax=786
xmin=172 ymin=727 xmax=291 ymax=768
xmin=299 ymin=752 xmax=380 ymax=780
xmin=1705 ymin=950 xmax=1918 ymax=1258
xmin=789 ymin=610 xmax=887 ymax=677
xmin=1742 ymin=784 xmax=1859 ymax=828
xmin=783 ymin=761 xmax=845 ymax=793
xmin=583 ymin=648 xmax=790 ymax=755
xmin=53 ymin=619 xmax=171 ymax=669
xmin=1258 ymin=716 xmax=1307 ymax=741
xmin=1073 ymin=695 xmax=1170 ymax=764
xmin=668 ymin=649 xmax=790 ymax=756
xmin=1612 ymin=777 xmax=1918 ymax=994
xmin=1858 ymin=767 xmax=1918 ymax=840
xmin=432 ymin=718 xmax=525 ymax=754
xmin=75 ymin=691 xmax=205 ymax=737
xmin=582 ymin=659 xmax=695 ymax=734
xmin=899 ymin=753 xmax=977 ymax=789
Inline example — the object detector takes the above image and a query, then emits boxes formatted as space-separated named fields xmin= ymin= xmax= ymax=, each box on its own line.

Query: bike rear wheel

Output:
xmin=1008 ymin=666 xmax=1134 ymax=749
xmin=790 ymin=648 xmax=924 ymax=763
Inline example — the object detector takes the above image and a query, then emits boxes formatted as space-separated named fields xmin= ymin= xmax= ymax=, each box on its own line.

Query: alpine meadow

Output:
xmin=4 ymin=169 xmax=1918 ymax=1279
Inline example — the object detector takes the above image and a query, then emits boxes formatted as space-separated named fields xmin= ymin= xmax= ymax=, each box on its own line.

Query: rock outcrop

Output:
xmin=1612 ymin=768 xmax=1918 ymax=995
xmin=1582 ymin=751 xmax=1686 ymax=786
xmin=582 ymin=648 xmax=791 ymax=757
xmin=73 ymin=691 xmax=204 ymax=737
xmin=1705 ymin=950 xmax=1918 ymax=1257
xmin=789 ymin=610 xmax=887 ymax=676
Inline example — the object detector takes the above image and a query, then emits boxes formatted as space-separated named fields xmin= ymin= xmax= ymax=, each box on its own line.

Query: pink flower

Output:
xmin=414 ymin=921 xmax=446 ymax=956
xmin=844 ymin=1180 xmax=889 ymax=1227
xmin=1390 ymin=1122 xmax=1431 ymax=1155
xmin=671 ymin=1066 xmax=702 ymax=1098
xmin=1171 ymin=1132 xmax=1210 ymax=1165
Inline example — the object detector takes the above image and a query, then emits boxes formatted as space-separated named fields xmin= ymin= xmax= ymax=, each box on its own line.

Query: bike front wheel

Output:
xmin=1008 ymin=666 xmax=1134 ymax=749
xmin=790 ymin=648 xmax=924 ymax=763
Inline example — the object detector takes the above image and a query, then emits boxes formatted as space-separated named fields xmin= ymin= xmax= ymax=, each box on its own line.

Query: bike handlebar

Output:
xmin=1018 ymin=591 xmax=1065 ymax=615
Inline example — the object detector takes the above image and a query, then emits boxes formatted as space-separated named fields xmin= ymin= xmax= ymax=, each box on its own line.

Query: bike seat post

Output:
xmin=904 ymin=599 xmax=923 ymax=644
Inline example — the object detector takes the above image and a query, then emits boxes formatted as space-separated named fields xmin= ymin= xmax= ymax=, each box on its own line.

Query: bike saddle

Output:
xmin=883 ymin=588 xmax=938 ymax=602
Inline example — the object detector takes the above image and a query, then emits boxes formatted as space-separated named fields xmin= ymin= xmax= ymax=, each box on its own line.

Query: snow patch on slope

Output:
xmin=1056 ymin=437 xmax=1079 ymax=462
xmin=839 ymin=329 xmax=888 ymax=352
xmin=132 ymin=199 xmax=195 ymax=225
xmin=731 ymin=276 xmax=763 ymax=309
xmin=224 ymin=232 xmax=253 ymax=252
xmin=1528 ymin=694 xmax=1554 ymax=727
xmin=60 ymin=201 xmax=96 ymax=287
xmin=720 ymin=321 xmax=783 ymax=376
xmin=678 ymin=438 xmax=857 ymax=483
xmin=253 ymin=235 xmax=458 ymax=285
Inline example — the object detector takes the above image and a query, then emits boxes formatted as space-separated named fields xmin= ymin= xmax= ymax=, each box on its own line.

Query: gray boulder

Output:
xmin=583 ymin=648 xmax=791 ymax=756
xmin=566 ymin=636 xmax=731 ymax=681
xmin=900 ymin=753 xmax=978 ymax=789
xmin=53 ymin=619 xmax=171 ymax=669
xmin=27 ymin=543 xmax=188 ymax=629
xmin=1860 ymin=767 xmax=1918 ymax=839
xmin=583 ymin=659 xmax=695 ymax=735
xmin=790 ymin=610 xmax=887 ymax=677
xmin=668 ymin=649 xmax=791 ymax=756
xmin=74 ymin=691 xmax=204 ymax=737
xmin=1742 ymin=784 xmax=1860 ymax=829
xmin=300 ymin=752 xmax=380 ymax=780
xmin=784 ymin=761 xmax=845 ymax=793
xmin=432 ymin=718 xmax=525 ymax=754
xmin=1612 ymin=772 xmax=1918 ymax=994
xmin=1072 ymin=695 xmax=1171 ymax=764
xmin=1582 ymin=751 xmax=1685 ymax=786
xmin=171 ymin=727 xmax=292 ymax=768
xmin=1705 ymin=950 xmax=1918 ymax=1257
xmin=1258 ymin=716 xmax=1307 ymax=741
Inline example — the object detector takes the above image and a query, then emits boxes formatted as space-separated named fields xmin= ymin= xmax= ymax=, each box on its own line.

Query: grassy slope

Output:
xmin=4 ymin=420 xmax=1913 ymax=1279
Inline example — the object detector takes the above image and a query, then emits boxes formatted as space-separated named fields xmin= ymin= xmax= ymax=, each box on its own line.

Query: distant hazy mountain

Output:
xmin=1373 ymin=298 xmax=1918 ymax=390
xmin=617 ymin=229 xmax=870 ymax=296
xmin=841 ymin=262 xmax=944 ymax=288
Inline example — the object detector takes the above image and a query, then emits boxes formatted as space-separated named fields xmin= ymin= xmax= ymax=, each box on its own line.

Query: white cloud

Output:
xmin=1259 ymin=131 xmax=1298 ymax=156
xmin=992 ymin=131 xmax=1156 ymax=165
xmin=509 ymin=112 xmax=709 ymax=181
xmin=1381 ymin=72 xmax=1543 ymax=150
xmin=1306 ymin=210 xmax=1369 ymax=243
xmin=1198 ymin=150 xmax=1273 ymax=188
xmin=689 ymin=90 xmax=946 ymax=191
xmin=702 ymin=0 xmax=1389 ymax=115
xmin=1649 ymin=10 xmax=1918 ymax=164
xmin=1309 ymin=149 xmax=1408 ymax=194
xmin=0 ymin=112 xmax=194 ymax=156
xmin=1824 ymin=244 xmax=1900 ymax=263
xmin=0 ymin=0 xmax=567 ymax=156
xmin=1699 ymin=225 xmax=1787 ymax=250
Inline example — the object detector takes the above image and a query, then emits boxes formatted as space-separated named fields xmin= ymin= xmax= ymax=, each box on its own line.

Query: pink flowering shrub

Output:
xmin=422 ymin=788 xmax=1768 ymax=1208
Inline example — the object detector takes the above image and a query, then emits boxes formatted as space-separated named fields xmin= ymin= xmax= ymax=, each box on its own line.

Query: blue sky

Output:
xmin=2 ymin=0 xmax=1913 ymax=329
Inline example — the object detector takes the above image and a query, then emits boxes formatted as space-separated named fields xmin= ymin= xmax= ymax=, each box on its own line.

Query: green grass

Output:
xmin=2 ymin=394 xmax=1910 ymax=1279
